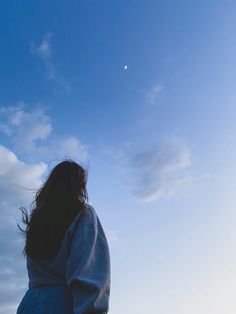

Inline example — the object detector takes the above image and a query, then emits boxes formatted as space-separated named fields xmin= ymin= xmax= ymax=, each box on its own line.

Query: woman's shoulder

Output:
xmin=66 ymin=204 xmax=100 ymax=248
xmin=67 ymin=204 xmax=98 ymax=239
xmin=74 ymin=203 xmax=98 ymax=225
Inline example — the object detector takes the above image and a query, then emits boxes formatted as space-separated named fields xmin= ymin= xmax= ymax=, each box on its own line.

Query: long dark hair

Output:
xmin=17 ymin=159 xmax=89 ymax=260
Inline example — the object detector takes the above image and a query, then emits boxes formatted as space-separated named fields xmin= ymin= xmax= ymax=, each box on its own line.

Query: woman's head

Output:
xmin=36 ymin=159 xmax=88 ymax=207
xmin=18 ymin=159 xmax=89 ymax=260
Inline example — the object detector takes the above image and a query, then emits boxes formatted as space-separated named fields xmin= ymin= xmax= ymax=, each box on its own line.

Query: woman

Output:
xmin=16 ymin=159 xmax=111 ymax=314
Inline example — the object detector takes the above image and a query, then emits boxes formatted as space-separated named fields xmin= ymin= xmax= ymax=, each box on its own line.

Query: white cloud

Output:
xmin=0 ymin=144 xmax=47 ymax=210
xmin=31 ymin=33 xmax=71 ymax=93
xmin=146 ymin=84 xmax=163 ymax=105
xmin=0 ymin=144 xmax=47 ymax=312
xmin=57 ymin=136 xmax=89 ymax=161
xmin=0 ymin=103 xmax=52 ymax=152
xmin=0 ymin=104 xmax=89 ymax=164
xmin=36 ymin=135 xmax=90 ymax=164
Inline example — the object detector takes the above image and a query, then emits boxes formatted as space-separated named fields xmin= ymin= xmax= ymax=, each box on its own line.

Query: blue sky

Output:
xmin=0 ymin=1 xmax=236 ymax=313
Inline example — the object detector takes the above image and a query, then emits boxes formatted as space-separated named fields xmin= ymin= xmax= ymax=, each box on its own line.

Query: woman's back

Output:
xmin=16 ymin=204 xmax=111 ymax=314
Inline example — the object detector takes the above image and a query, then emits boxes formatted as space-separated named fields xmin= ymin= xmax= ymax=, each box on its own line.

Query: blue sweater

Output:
xmin=16 ymin=205 xmax=111 ymax=314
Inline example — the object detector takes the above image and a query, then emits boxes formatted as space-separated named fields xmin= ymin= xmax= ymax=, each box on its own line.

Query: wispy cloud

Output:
xmin=102 ymin=136 xmax=193 ymax=202
xmin=0 ymin=102 xmax=52 ymax=152
xmin=127 ymin=136 xmax=192 ymax=202
xmin=34 ymin=32 xmax=52 ymax=59
xmin=0 ymin=103 xmax=89 ymax=164
xmin=31 ymin=33 xmax=71 ymax=93
xmin=146 ymin=84 xmax=163 ymax=105
xmin=100 ymin=146 xmax=129 ymax=160
xmin=37 ymin=135 xmax=90 ymax=165
xmin=106 ymin=229 xmax=118 ymax=247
